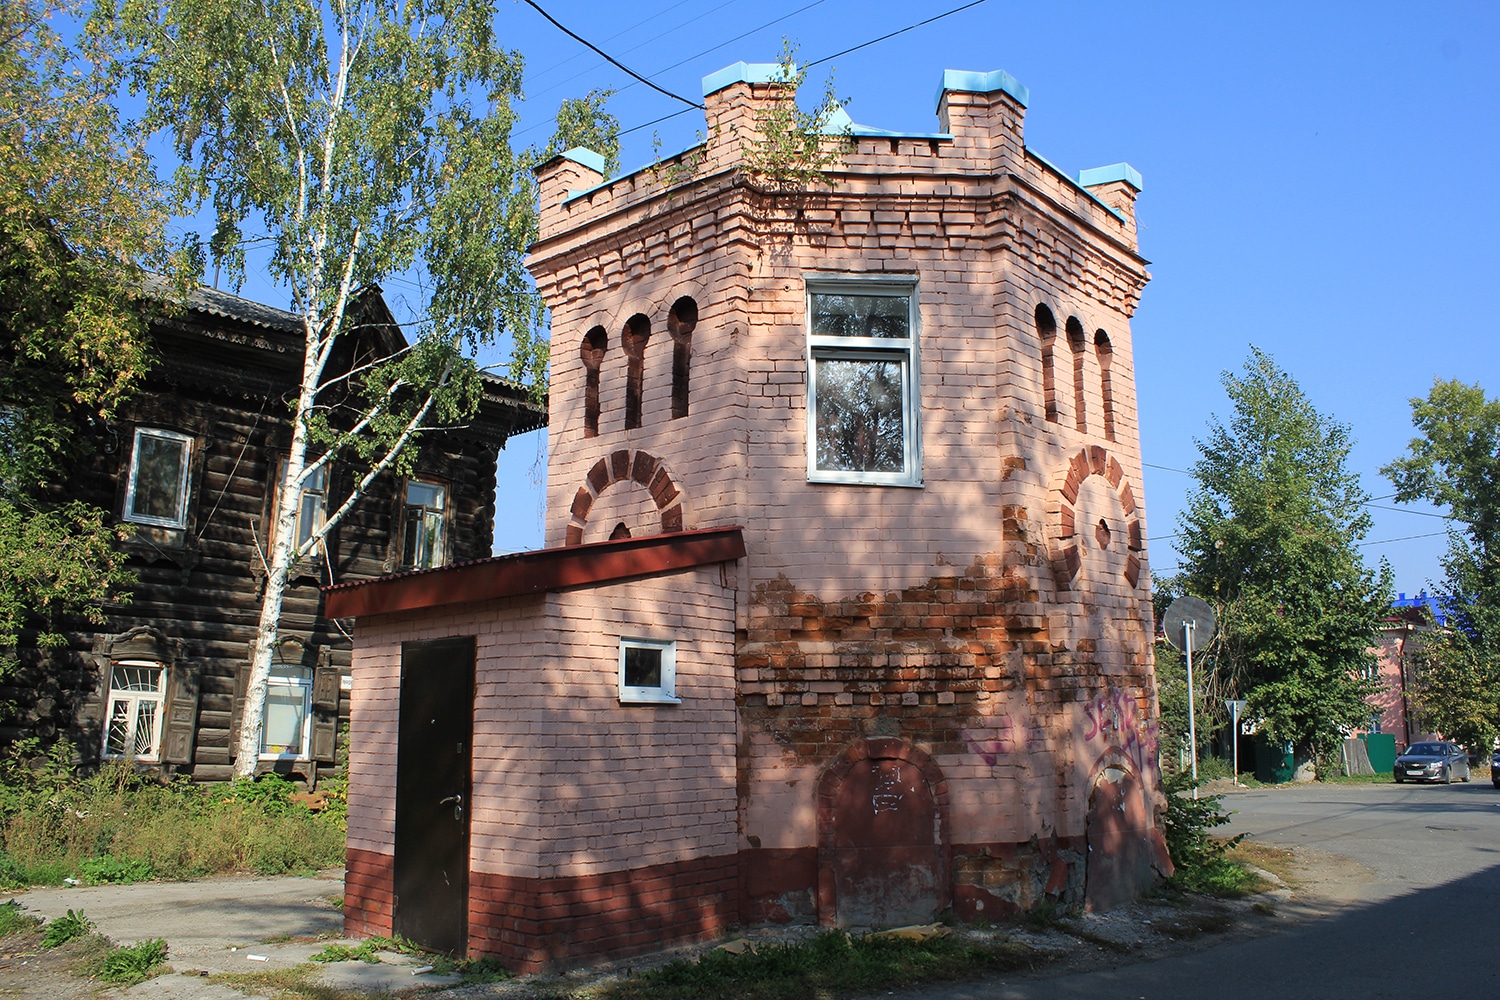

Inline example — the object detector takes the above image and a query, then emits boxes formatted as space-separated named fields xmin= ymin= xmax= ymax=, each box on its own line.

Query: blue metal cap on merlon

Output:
xmin=1078 ymin=162 xmax=1144 ymax=192
xmin=937 ymin=69 xmax=1029 ymax=109
xmin=557 ymin=147 xmax=607 ymax=175
xmin=702 ymin=62 xmax=794 ymax=97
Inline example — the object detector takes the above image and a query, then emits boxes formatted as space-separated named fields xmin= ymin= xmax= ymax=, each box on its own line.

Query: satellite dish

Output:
xmin=1164 ymin=595 xmax=1216 ymax=653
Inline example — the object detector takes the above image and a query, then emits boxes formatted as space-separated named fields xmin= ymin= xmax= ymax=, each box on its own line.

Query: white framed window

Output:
xmin=101 ymin=660 xmax=166 ymax=761
xmin=124 ymin=428 xmax=193 ymax=527
xmin=805 ymin=276 xmax=922 ymax=486
xmin=401 ymin=479 xmax=447 ymax=570
xmin=260 ymin=662 xmax=313 ymax=759
xmin=618 ymin=637 xmax=680 ymax=704
xmin=276 ymin=458 xmax=328 ymax=553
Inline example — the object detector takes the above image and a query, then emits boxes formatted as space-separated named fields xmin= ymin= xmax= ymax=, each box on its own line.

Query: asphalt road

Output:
xmin=902 ymin=780 xmax=1500 ymax=1000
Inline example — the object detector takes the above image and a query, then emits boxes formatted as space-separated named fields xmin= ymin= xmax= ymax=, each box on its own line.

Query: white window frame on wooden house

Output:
xmin=274 ymin=457 xmax=329 ymax=555
xmin=618 ymin=637 xmax=680 ymax=704
xmin=259 ymin=661 xmax=314 ymax=760
xmin=400 ymin=478 xmax=448 ymax=570
xmin=804 ymin=275 xmax=922 ymax=487
xmin=123 ymin=428 xmax=193 ymax=528
xmin=101 ymin=660 xmax=167 ymax=761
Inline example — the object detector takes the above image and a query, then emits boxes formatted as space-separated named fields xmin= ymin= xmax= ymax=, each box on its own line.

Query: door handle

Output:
xmin=438 ymin=793 xmax=464 ymax=821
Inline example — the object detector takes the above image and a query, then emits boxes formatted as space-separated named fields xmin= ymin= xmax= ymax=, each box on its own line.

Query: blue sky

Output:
xmin=231 ymin=0 xmax=1500 ymax=592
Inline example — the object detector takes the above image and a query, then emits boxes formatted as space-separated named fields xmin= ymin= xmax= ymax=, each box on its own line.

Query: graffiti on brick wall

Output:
xmin=1084 ymin=688 xmax=1159 ymax=778
xmin=963 ymin=715 xmax=1025 ymax=766
xmin=872 ymin=762 xmax=906 ymax=814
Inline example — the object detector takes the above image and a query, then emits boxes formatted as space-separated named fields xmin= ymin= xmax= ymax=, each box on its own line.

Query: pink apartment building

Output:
xmin=327 ymin=63 xmax=1167 ymax=972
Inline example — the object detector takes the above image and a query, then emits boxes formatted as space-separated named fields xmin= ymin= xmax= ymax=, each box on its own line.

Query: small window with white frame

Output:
xmin=805 ymin=276 xmax=922 ymax=486
xmin=101 ymin=660 xmax=167 ymax=760
xmin=124 ymin=428 xmax=193 ymax=528
xmin=260 ymin=661 xmax=313 ymax=759
xmin=400 ymin=478 xmax=447 ymax=570
xmin=618 ymin=637 xmax=679 ymax=704
xmin=275 ymin=458 xmax=328 ymax=554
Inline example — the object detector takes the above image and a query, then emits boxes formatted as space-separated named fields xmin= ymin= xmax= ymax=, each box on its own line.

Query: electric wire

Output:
xmin=520 ymin=0 xmax=705 ymax=109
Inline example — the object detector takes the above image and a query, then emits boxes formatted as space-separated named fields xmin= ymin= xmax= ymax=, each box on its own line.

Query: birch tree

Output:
xmin=102 ymin=0 xmax=616 ymax=775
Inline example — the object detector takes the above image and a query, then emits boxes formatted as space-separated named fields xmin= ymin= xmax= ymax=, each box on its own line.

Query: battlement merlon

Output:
xmin=532 ymin=64 xmax=1146 ymax=253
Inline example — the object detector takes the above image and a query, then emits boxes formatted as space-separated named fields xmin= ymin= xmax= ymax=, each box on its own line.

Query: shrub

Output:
xmin=40 ymin=909 xmax=92 ymax=948
xmin=79 ymin=854 xmax=155 ymax=885
xmin=91 ymin=937 xmax=168 ymax=985
xmin=1162 ymin=770 xmax=1254 ymax=896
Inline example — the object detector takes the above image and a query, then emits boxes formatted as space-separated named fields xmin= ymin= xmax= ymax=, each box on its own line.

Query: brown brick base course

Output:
xmin=736 ymin=838 xmax=1092 ymax=927
xmin=344 ymin=847 xmax=395 ymax=939
xmin=469 ymin=853 xmax=738 ymax=974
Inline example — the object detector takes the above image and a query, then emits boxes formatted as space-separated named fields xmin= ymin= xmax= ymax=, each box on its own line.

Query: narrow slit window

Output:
xmin=581 ymin=327 xmax=607 ymax=438
xmin=1035 ymin=305 xmax=1058 ymax=424
xmin=669 ymin=296 xmax=697 ymax=420
xmin=1095 ymin=330 xmax=1116 ymax=442
xmin=622 ymin=314 xmax=650 ymax=430
xmin=1066 ymin=316 xmax=1088 ymax=434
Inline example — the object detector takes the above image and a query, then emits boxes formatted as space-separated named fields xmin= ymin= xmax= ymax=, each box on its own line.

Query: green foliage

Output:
xmin=311 ymin=939 xmax=382 ymax=963
xmin=0 ymin=900 xmax=41 ymax=936
xmin=40 ymin=908 xmax=92 ymax=948
xmin=597 ymin=930 xmax=1043 ymax=1000
xmin=741 ymin=40 xmax=853 ymax=188
xmin=1161 ymin=771 xmax=1241 ymax=875
xmin=1383 ymin=379 xmax=1500 ymax=752
xmin=78 ymin=853 xmax=154 ymax=884
xmin=90 ymin=936 xmax=167 ymax=985
xmin=0 ymin=747 xmax=345 ymax=887
xmin=1176 ymin=349 xmax=1391 ymax=766
xmin=545 ymin=89 xmax=621 ymax=177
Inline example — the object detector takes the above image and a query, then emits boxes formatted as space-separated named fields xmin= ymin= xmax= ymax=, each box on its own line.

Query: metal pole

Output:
xmin=1231 ymin=702 xmax=1240 ymax=787
xmin=1185 ymin=619 xmax=1199 ymax=799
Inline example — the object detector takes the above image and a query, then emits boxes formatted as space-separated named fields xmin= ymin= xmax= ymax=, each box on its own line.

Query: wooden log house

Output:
xmin=5 ymin=284 xmax=544 ymax=783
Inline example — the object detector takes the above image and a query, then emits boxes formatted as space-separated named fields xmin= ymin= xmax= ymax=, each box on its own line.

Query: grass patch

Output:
xmin=1171 ymin=857 xmax=1268 ymax=897
xmin=0 ymin=900 xmax=40 ymax=936
xmin=311 ymin=939 xmax=383 ymax=964
xmin=90 ymin=936 xmax=168 ymax=985
xmin=585 ymin=929 xmax=1047 ymax=1000
xmin=1224 ymin=839 xmax=1298 ymax=887
xmin=0 ymin=739 xmax=346 ymax=888
xmin=209 ymin=962 xmax=356 ymax=999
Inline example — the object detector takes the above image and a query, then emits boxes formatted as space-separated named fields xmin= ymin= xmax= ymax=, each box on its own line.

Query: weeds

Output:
xmin=0 ymin=739 xmax=345 ymax=888
xmin=90 ymin=937 xmax=168 ymax=985
xmin=40 ymin=909 xmax=92 ymax=948
xmin=0 ymin=900 xmax=40 ymax=936
xmin=592 ymin=929 xmax=1047 ymax=1000
xmin=311 ymin=939 xmax=383 ymax=964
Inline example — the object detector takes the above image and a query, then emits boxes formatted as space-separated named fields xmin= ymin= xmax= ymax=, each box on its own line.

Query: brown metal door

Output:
xmin=829 ymin=758 xmax=941 ymax=927
xmin=394 ymin=637 xmax=474 ymax=954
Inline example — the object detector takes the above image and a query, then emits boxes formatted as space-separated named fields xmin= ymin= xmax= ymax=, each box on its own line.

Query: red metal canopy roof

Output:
xmin=323 ymin=526 xmax=746 ymax=619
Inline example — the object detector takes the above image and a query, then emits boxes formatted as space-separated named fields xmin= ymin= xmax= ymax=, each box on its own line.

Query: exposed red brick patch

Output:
xmin=587 ymin=459 xmax=610 ymax=494
xmin=610 ymin=449 xmax=631 ymax=480
xmin=630 ymin=451 xmax=658 ymax=486
xmin=660 ymin=504 xmax=683 ymax=532
xmin=570 ymin=488 xmax=593 ymax=520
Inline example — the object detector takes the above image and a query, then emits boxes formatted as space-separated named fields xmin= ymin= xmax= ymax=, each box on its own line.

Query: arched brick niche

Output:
xmin=565 ymin=448 xmax=685 ymax=546
xmin=1083 ymin=750 xmax=1170 ymax=911
xmin=815 ymin=738 xmax=951 ymax=928
xmin=1049 ymin=445 xmax=1144 ymax=589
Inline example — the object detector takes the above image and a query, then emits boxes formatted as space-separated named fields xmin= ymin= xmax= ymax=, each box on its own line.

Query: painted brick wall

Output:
xmin=526 ymin=65 xmax=1163 ymax=928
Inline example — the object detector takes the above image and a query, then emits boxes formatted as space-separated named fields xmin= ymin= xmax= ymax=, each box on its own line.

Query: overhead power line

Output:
xmin=804 ymin=0 xmax=989 ymax=68
xmin=521 ymin=0 xmax=705 ymax=109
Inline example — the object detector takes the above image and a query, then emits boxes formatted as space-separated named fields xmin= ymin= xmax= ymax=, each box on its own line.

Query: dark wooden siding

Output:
xmin=3 ymin=300 xmax=518 ymax=784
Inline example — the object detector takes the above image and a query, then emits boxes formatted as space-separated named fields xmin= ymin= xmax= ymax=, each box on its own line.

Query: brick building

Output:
xmin=331 ymin=63 xmax=1167 ymax=971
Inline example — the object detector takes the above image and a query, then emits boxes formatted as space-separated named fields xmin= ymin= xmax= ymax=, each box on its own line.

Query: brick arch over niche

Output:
xmin=1084 ymin=749 xmax=1171 ymax=911
xmin=565 ymin=448 xmax=684 ymax=546
xmin=815 ymin=738 xmax=951 ymax=928
xmin=1049 ymin=445 xmax=1144 ymax=589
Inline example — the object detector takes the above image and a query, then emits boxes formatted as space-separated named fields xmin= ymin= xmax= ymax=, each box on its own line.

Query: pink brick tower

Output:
xmin=528 ymin=63 xmax=1164 ymax=927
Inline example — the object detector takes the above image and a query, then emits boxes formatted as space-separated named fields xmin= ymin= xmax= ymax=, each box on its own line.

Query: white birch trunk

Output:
xmin=232 ymin=323 xmax=325 ymax=778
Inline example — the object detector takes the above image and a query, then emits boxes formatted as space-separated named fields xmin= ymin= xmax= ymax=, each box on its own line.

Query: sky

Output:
xmin=229 ymin=0 xmax=1500 ymax=592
